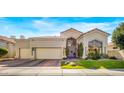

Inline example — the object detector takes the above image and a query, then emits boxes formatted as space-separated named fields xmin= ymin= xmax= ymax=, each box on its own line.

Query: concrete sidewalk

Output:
xmin=0 ymin=67 xmax=124 ymax=76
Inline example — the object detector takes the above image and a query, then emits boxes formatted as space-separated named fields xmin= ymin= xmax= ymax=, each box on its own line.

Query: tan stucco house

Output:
xmin=15 ymin=28 xmax=110 ymax=59
xmin=0 ymin=35 xmax=16 ymax=58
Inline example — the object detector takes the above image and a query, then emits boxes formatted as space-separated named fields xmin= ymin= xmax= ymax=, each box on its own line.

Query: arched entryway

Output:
xmin=88 ymin=40 xmax=103 ymax=54
xmin=66 ymin=37 xmax=76 ymax=58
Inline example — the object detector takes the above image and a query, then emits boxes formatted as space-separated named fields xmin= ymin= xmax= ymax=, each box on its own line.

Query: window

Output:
xmin=0 ymin=41 xmax=7 ymax=48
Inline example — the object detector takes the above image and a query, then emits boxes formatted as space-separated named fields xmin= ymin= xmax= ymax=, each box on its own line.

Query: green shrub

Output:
xmin=87 ymin=51 xmax=100 ymax=60
xmin=62 ymin=57 xmax=67 ymax=60
xmin=87 ymin=51 xmax=94 ymax=59
xmin=78 ymin=43 xmax=83 ymax=58
xmin=65 ymin=47 xmax=69 ymax=57
xmin=109 ymin=56 xmax=117 ymax=60
xmin=100 ymin=54 xmax=108 ymax=59
xmin=0 ymin=48 xmax=8 ymax=57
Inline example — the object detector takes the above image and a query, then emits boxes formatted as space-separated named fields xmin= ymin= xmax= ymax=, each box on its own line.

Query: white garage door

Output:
xmin=20 ymin=48 xmax=31 ymax=59
xmin=36 ymin=48 xmax=62 ymax=59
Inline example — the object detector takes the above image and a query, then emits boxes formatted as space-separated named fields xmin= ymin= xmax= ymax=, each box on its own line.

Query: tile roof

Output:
xmin=77 ymin=28 xmax=110 ymax=39
xmin=0 ymin=35 xmax=16 ymax=44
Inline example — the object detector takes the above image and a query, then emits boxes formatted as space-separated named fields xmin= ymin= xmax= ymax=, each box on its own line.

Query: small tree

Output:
xmin=78 ymin=43 xmax=83 ymax=58
xmin=65 ymin=47 xmax=69 ymax=57
xmin=112 ymin=22 xmax=124 ymax=49
xmin=0 ymin=48 xmax=8 ymax=57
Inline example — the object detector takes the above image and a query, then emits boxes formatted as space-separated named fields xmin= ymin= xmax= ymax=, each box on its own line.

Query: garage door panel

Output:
xmin=36 ymin=48 xmax=62 ymax=59
xmin=20 ymin=49 xmax=31 ymax=59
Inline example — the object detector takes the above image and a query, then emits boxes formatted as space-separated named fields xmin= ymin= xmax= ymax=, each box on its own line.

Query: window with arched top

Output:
xmin=88 ymin=40 xmax=102 ymax=48
xmin=88 ymin=40 xmax=103 ymax=54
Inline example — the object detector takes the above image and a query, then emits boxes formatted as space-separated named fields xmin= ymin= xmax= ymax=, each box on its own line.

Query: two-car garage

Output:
xmin=16 ymin=37 xmax=64 ymax=59
xmin=19 ymin=48 xmax=63 ymax=59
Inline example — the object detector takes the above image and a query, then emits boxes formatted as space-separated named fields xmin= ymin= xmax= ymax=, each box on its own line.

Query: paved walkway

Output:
xmin=0 ymin=67 xmax=124 ymax=76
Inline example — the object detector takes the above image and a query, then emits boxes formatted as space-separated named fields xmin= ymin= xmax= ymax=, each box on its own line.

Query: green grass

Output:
xmin=61 ymin=59 xmax=124 ymax=69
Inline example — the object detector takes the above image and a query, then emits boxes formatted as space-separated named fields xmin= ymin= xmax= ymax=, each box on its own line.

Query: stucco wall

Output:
xmin=16 ymin=39 xmax=30 ymax=48
xmin=60 ymin=28 xmax=82 ymax=39
xmin=30 ymin=38 xmax=64 ymax=48
xmin=7 ymin=43 xmax=15 ymax=57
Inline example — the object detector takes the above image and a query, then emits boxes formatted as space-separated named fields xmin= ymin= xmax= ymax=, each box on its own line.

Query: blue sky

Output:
xmin=0 ymin=17 xmax=124 ymax=42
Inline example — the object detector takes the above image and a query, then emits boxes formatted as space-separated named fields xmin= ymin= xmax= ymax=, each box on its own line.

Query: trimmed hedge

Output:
xmin=0 ymin=48 xmax=8 ymax=57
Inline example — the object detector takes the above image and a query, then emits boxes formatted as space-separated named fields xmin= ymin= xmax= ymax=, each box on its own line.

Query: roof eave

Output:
xmin=60 ymin=28 xmax=82 ymax=34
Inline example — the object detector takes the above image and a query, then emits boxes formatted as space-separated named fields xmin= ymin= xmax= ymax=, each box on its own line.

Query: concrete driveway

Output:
xmin=0 ymin=59 xmax=60 ymax=67
xmin=0 ymin=59 xmax=33 ymax=67
xmin=37 ymin=59 xmax=61 ymax=67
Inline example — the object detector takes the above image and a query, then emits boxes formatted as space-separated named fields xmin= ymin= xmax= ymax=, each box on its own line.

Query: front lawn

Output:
xmin=61 ymin=59 xmax=124 ymax=69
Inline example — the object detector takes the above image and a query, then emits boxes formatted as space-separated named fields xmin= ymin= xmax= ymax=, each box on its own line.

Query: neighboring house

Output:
xmin=0 ymin=35 xmax=16 ymax=58
xmin=108 ymin=42 xmax=119 ymax=50
xmin=15 ymin=28 xmax=110 ymax=59
xmin=108 ymin=42 xmax=124 ymax=59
